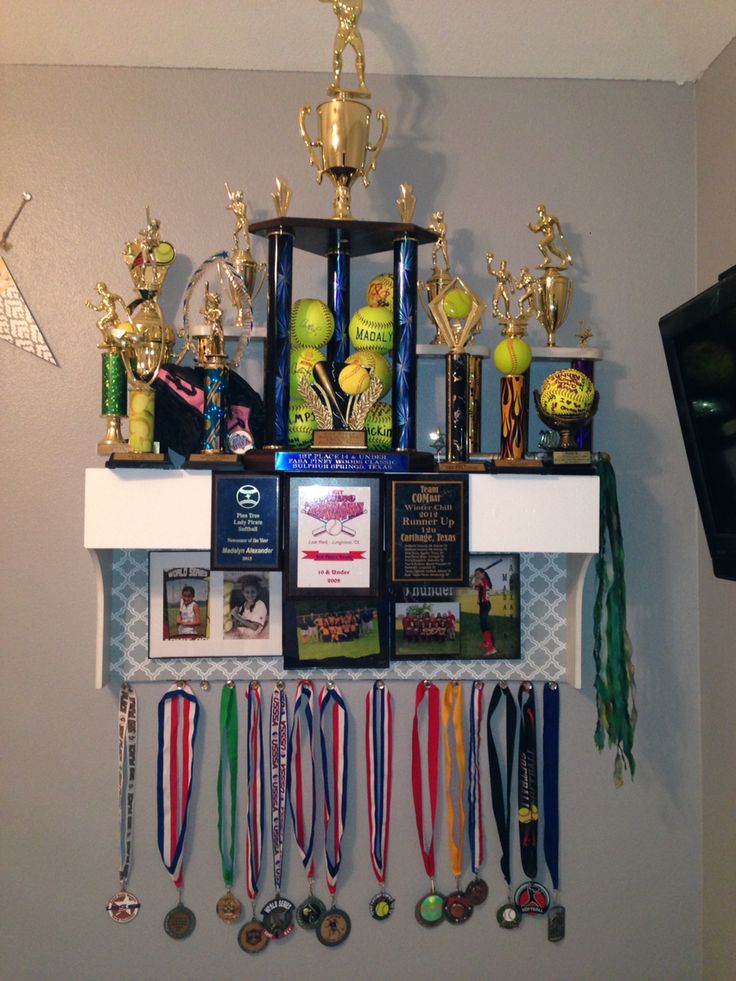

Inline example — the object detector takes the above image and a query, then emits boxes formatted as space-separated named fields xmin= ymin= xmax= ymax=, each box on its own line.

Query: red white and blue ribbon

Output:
xmin=157 ymin=682 xmax=200 ymax=888
xmin=467 ymin=681 xmax=484 ymax=877
xmin=319 ymin=683 xmax=349 ymax=897
xmin=365 ymin=681 xmax=393 ymax=885
xmin=269 ymin=683 xmax=289 ymax=894
xmin=245 ymin=681 xmax=265 ymax=902
xmin=289 ymin=680 xmax=317 ymax=883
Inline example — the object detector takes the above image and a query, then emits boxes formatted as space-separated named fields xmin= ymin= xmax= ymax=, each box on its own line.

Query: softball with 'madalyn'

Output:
xmin=289 ymin=346 xmax=326 ymax=399
xmin=539 ymin=368 xmax=595 ymax=416
xmin=493 ymin=336 xmax=533 ymax=376
xmin=348 ymin=305 xmax=394 ymax=354
xmin=290 ymin=298 xmax=335 ymax=348
xmin=364 ymin=401 xmax=392 ymax=450
xmin=288 ymin=398 xmax=318 ymax=448
xmin=345 ymin=350 xmax=392 ymax=397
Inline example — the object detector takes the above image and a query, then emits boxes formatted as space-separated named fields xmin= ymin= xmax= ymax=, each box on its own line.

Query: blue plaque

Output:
xmin=274 ymin=450 xmax=410 ymax=473
xmin=211 ymin=474 xmax=281 ymax=571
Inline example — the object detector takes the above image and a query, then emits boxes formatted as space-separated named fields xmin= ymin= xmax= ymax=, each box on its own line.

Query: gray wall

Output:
xmin=696 ymin=35 xmax=736 ymax=981
xmin=1 ymin=65 xmax=702 ymax=979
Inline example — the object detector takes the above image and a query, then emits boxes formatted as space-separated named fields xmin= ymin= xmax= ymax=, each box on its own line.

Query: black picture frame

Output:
xmin=285 ymin=475 xmax=382 ymax=599
xmin=283 ymin=597 xmax=390 ymax=670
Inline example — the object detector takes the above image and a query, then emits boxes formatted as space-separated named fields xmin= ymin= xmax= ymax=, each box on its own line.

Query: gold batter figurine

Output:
xmin=86 ymin=282 xmax=130 ymax=348
xmin=225 ymin=185 xmax=252 ymax=255
xmin=319 ymin=0 xmax=370 ymax=98
xmin=528 ymin=204 xmax=573 ymax=269
xmin=514 ymin=267 xmax=539 ymax=323
xmin=429 ymin=210 xmax=450 ymax=273
xmin=486 ymin=253 xmax=514 ymax=324
xmin=201 ymin=283 xmax=225 ymax=360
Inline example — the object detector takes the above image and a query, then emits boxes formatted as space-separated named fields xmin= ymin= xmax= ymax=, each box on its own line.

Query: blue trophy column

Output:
xmin=264 ymin=226 xmax=293 ymax=447
xmin=202 ymin=364 xmax=225 ymax=452
xmin=392 ymin=233 xmax=418 ymax=451
xmin=572 ymin=356 xmax=595 ymax=451
xmin=327 ymin=229 xmax=350 ymax=364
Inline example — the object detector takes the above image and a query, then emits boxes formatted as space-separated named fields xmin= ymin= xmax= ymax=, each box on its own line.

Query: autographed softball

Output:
xmin=288 ymin=398 xmax=318 ymax=448
xmin=364 ymin=401 xmax=392 ymax=450
xmin=493 ymin=336 xmax=533 ymax=376
xmin=289 ymin=346 xmax=326 ymax=399
xmin=348 ymin=305 xmax=394 ymax=354
xmin=539 ymin=368 xmax=595 ymax=416
xmin=345 ymin=350 xmax=392 ymax=397
xmin=338 ymin=362 xmax=371 ymax=396
xmin=290 ymin=298 xmax=335 ymax=348
xmin=366 ymin=272 xmax=394 ymax=308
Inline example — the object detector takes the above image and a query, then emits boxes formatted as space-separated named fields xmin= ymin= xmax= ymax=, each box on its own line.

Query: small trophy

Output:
xmin=297 ymin=359 xmax=384 ymax=448
xmin=224 ymin=184 xmax=266 ymax=321
xmin=533 ymin=368 xmax=599 ymax=464
xmin=527 ymin=204 xmax=574 ymax=347
xmin=85 ymin=282 xmax=133 ymax=454
xmin=420 ymin=211 xmax=455 ymax=346
xmin=299 ymin=1 xmax=388 ymax=219
xmin=428 ymin=277 xmax=486 ymax=466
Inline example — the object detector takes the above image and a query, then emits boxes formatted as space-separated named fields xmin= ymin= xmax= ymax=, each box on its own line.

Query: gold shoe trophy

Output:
xmin=428 ymin=276 xmax=486 ymax=467
xmin=299 ymin=0 xmax=388 ymax=219
xmin=118 ymin=210 xmax=177 ymax=461
xmin=527 ymin=204 xmax=574 ymax=347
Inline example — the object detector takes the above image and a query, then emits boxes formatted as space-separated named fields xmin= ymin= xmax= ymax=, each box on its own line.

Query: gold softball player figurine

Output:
xmin=528 ymin=204 xmax=573 ymax=269
xmin=527 ymin=204 xmax=574 ymax=346
xmin=319 ymin=0 xmax=370 ymax=98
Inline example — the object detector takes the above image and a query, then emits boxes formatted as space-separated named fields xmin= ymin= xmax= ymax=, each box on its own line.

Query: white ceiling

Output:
xmin=3 ymin=1 xmax=735 ymax=84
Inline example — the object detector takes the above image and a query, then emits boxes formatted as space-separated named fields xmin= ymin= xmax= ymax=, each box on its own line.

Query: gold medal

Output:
xmin=316 ymin=907 xmax=351 ymax=947
xmin=216 ymin=890 xmax=242 ymax=923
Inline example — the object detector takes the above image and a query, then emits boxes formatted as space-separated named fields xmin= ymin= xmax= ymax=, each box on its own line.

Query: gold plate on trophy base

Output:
xmin=107 ymin=452 xmax=171 ymax=469
xmin=552 ymin=450 xmax=592 ymax=465
xmin=184 ymin=452 xmax=242 ymax=470
xmin=493 ymin=457 xmax=545 ymax=469
xmin=438 ymin=461 xmax=486 ymax=472
xmin=312 ymin=430 xmax=367 ymax=449
xmin=97 ymin=440 xmax=128 ymax=456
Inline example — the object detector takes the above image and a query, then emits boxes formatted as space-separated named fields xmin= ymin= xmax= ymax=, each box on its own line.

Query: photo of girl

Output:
xmin=224 ymin=573 xmax=270 ymax=640
xmin=161 ymin=563 xmax=210 ymax=641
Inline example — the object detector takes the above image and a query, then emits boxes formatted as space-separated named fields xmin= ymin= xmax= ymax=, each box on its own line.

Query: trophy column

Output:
xmin=446 ymin=353 xmax=471 ymax=462
xmin=98 ymin=348 xmax=127 ymax=454
xmin=572 ymin=355 xmax=595 ymax=451
xmin=327 ymin=228 xmax=350 ymax=363
xmin=264 ymin=225 xmax=294 ymax=447
xmin=392 ymin=231 xmax=418 ymax=451
xmin=499 ymin=374 xmax=528 ymax=460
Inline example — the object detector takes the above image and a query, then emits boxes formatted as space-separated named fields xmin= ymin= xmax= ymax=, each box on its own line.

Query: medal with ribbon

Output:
xmin=216 ymin=682 xmax=242 ymax=924
xmin=157 ymin=681 xmax=200 ymax=939
xmin=486 ymin=681 xmax=521 ymax=928
xmin=237 ymin=681 xmax=270 ymax=954
xmin=289 ymin=680 xmax=326 ymax=930
xmin=514 ymin=682 xmax=550 ymax=916
xmin=261 ymin=682 xmax=295 ymax=940
xmin=544 ymin=682 xmax=565 ymax=941
xmin=412 ymin=680 xmax=444 ymax=927
xmin=442 ymin=681 xmax=473 ymax=924
xmin=106 ymin=683 xmax=140 ymax=923
xmin=465 ymin=680 xmax=488 ymax=906
xmin=366 ymin=680 xmax=395 ymax=921
xmin=316 ymin=682 xmax=352 ymax=947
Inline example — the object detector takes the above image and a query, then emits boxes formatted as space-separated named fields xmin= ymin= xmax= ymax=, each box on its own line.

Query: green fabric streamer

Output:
xmin=592 ymin=455 xmax=637 ymax=787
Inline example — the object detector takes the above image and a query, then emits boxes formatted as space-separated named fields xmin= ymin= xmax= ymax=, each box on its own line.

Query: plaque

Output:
xmin=211 ymin=474 xmax=281 ymax=571
xmin=286 ymin=476 xmax=381 ymax=598
xmin=388 ymin=476 xmax=468 ymax=585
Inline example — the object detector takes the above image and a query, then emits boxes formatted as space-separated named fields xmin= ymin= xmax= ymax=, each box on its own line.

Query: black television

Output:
xmin=659 ymin=264 xmax=736 ymax=581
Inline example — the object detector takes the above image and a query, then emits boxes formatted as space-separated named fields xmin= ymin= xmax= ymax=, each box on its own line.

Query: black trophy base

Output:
xmin=184 ymin=452 xmax=243 ymax=471
xmin=106 ymin=451 xmax=172 ymax=469
xmin=243 ymin=447 xmax=435 ymax=474
xmin=552 ymin=449 xmax=592 ymax=465
xmin=438 ymin=460 xmax=486 ymax=472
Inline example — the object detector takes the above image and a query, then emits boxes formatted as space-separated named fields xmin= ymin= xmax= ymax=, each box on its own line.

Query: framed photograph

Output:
xmin=149 ymin=551 xmax=282 ymax=658
xmin=392 ymin=553 xmax=521 ymax=661
xmin=283 ymin=597 xmax=389 ymax=670
xmin=286 ymin=476 xmax=381 ymax=598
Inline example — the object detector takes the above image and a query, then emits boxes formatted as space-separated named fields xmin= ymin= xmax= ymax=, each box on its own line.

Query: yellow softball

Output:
xmin=539 ymin=368 xmax=595 ymax=417
xmin=346 ymin=350 xmax=393 ymax=396
xmin=338 ymin=362 xmax=371 ymax=396
xmin=493 ymin=337 xmax=533 ymax=376
xmin=348 ymin=305 xmax=393 ymax=354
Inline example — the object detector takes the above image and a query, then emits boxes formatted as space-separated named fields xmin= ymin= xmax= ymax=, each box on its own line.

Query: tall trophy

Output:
xmin=85 ymin=282 xmax=133 ymax=455
xmin=428 ymin=276 xmax=486 ymax=466
xmin=299 ymin=1 xmax=388 ymax=219
xmin=119 ymin=212 xmax=177 ymax=459
xmin=527 ymin=204 xmax=574 ymax=347
xmin=419 ymin=210 xmax=455 ymax=346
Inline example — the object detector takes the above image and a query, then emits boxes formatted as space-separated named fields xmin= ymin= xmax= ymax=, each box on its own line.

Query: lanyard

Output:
xmin=289 ymin=680 xmax=317 ymax=883
xmin=118 ymin=683 xmax=137 ymax=889
xmin=245 ymin=681 xmax=265 ymax=901
xmin=365 ymin=681 xmax=393 ymax=886
xmin=543 ymin=682 xmax=560 ymax=892
xmin=157 ymin=682 xmax=200 ymax=889
xmin=411 ymin=681 xmax=440 ymax=882
xmin=442 ymin=681 xmax=466 ymax=882
xmin=319 ymin=683 xmax=349 ymax=897
xmin=269 ymin=682 xmax=289 ymax=895
xmin=486 ymin=682 xmax=517 ymax=888
xmin=517 ymin=682 xmax=539 ymax=879
xmin=467 ymin=681 xmax=484 ymax=877
xmin=217 ymin=682 xmax=238 ymax=890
